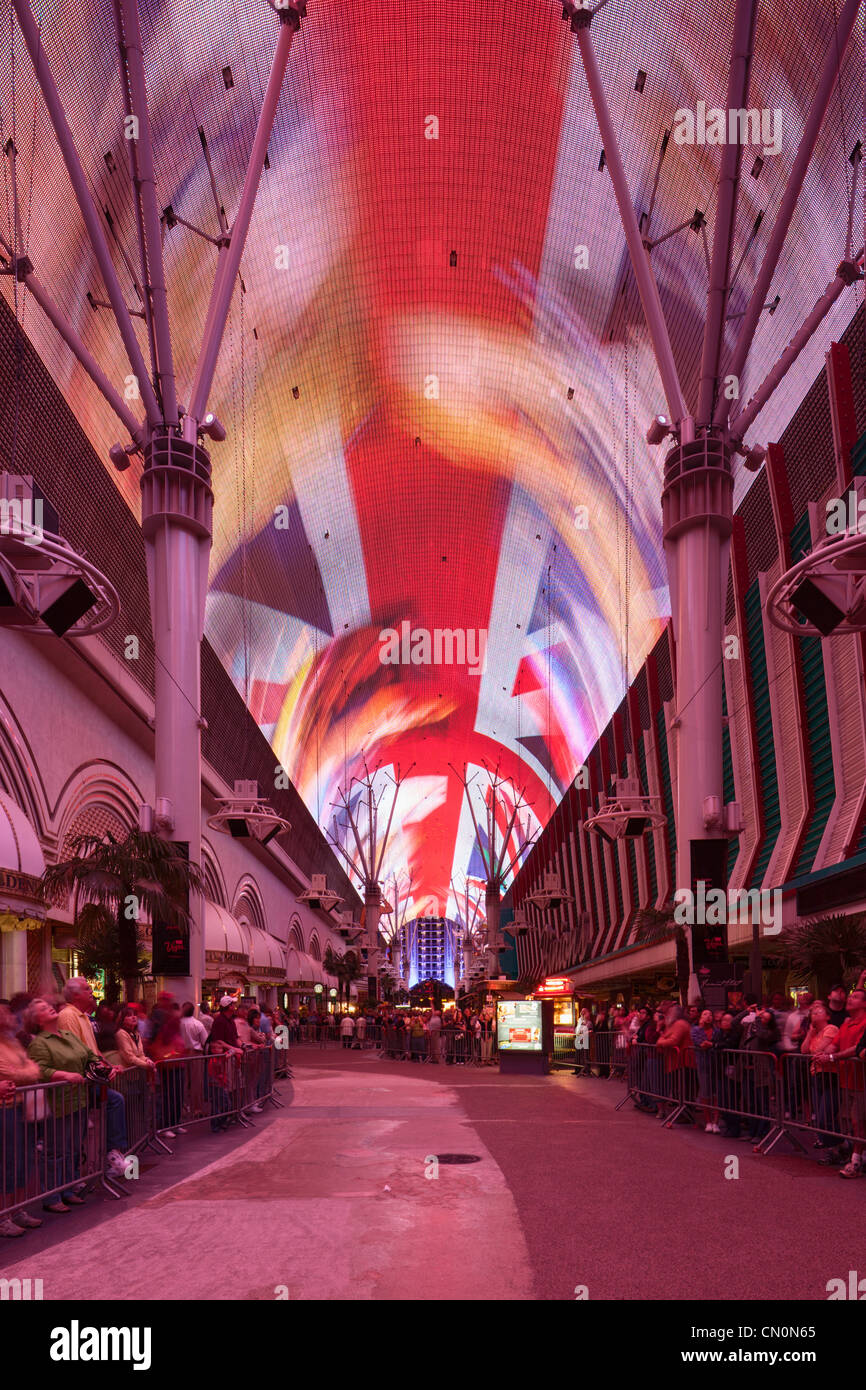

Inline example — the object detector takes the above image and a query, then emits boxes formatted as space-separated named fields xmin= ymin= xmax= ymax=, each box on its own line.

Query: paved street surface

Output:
xmin=2 ymin=1049 xmax=860 ymax=1300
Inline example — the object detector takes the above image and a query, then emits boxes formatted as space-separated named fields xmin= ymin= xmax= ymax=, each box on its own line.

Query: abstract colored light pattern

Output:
xmin=1 ymin=0 xmax=862 ymax=915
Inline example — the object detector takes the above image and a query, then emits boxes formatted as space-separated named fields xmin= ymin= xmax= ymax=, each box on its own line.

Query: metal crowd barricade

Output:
xmin=587 ymin=1031 xmax=626 ymax=1079
xmin=274 ymin=1034 xmax=291 ymax=1079
xmin=233 ymin=1045 xmax=283 ymax=1114
xmin=111 ymin=1064 xmax=158 ymax=1155
xmin=442 ymin=1030 xmax=469 ymax=1065
xmin=552 ymin=1034 xmax=578 ymax=1068
xmin=1 ymin=1078 xmax=122 ymax=1223
xmin=772 ymin=1051 xmax=866 ymax=1157
xmin=1 ymin=1048 xmax=292 ymax=1223
xmin=349 ymin=1024 xmax=380 ymax=1050
xmin=619 ymin=1042 xmax=817 ymax=1145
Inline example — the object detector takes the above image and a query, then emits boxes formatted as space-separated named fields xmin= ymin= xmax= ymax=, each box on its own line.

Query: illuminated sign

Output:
xmin=152 ymin=922 xmax=189 ymax=976
xmin=496 ymin=999 xmax=542 ymax=1052
xmin=535 ymin=977 xmax=572 ymax=996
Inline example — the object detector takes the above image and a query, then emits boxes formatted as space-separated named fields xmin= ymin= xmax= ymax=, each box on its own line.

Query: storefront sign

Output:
xmin=516 ymin=922 xmax=584 ymax=979
xmin=205 ymin=949 xmax=249 ymax=966
xmin=0 ymin=868 xmax=42 ymax=898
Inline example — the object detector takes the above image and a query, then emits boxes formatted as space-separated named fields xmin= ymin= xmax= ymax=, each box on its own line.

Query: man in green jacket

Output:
xmin=26 ymin=998 xmax=127 ymax=1211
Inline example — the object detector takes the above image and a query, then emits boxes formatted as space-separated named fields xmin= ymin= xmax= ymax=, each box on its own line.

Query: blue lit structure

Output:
xmin=404 ymin=916 xmax=458 ymax=991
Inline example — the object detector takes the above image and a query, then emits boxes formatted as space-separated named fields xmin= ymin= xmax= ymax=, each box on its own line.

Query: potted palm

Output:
xmin=41 ymin=829 xmax=204 ymax=1000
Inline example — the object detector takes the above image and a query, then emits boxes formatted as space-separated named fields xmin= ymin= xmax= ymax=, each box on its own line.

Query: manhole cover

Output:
xmin=434 ymin=1153 xmax=481 ymax=1164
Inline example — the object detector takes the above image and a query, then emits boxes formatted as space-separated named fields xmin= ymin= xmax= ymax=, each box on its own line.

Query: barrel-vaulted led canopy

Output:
xmin=0 ymin=0 xmax=862 ymax=915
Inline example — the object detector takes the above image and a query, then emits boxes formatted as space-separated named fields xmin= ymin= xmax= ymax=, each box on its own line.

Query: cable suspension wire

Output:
xmin=623 ymin=283 xmax=632 ymax=708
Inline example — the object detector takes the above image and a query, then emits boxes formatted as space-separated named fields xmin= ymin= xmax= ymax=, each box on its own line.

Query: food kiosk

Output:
xmin=533 ymin=976 xmax=576 ymax=1066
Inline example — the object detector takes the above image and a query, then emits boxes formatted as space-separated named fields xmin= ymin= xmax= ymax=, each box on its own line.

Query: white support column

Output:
xmin=662 ymin=437 xmax=734 ymax=1000
xmin=365 ymin=884 xmax=382 ymax=1002
xmin=142 ymin=428 xmax=213 ymax=1003
xmin=0 ymin=929 xmax=27 ymax=995
xmin=485 ymin=884 xmax=501 ymax=978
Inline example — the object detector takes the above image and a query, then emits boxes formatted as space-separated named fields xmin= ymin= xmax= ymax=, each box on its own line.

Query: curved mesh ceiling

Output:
xmin=0 ymin=0 xmax=863 ymax=916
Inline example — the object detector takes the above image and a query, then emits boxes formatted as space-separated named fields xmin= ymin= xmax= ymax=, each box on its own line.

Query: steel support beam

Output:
xmin=731 ymin=249 xmax=864 ymax=439
xmin=0 ymin=236 xmax=143 ymax=442
xmin=12 ymin=0 xmax=162 ymax=430
xmin=117 ymin=0 xmax=179 ymax=426
xmin=188 ymin=8 xmax=299 ymax=423
xmin=713 ymin=0 xmax=861 ymax=429
xmin=696 ymin=0 xmax=758 ymax=426
xmin=112 ymin=0 xmax=158 ymax=411
xmin=572 ymin=15 xmax=688 ymax=427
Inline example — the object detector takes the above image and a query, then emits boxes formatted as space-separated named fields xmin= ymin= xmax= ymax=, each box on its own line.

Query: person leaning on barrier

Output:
xmin=244 ymin=1008 xmax=267 ymax=1113
xmin=47 ymin=988 xmax=130 ymax=1165
xmin=56 ymin=977 xmax=102 ymax=1052
xmin=632 ymin=1006 xmax=661 ymax=1112
xmin=57 ymin=983 xmax=137 ymax=1156
xmin=26 ymin=998 xmax=128 ymax=1206
xmin=102 ymin=1007 xmax=156 ymax=1072
xmin=800 ymin=1000 xmax=841 ymax=1155
xmin=715 ymin=1011 xmax=744 ymax=1138
xmin=734 ymin=994 xmax=761 ymax=1043
xmin=783 ymin=992 xmax=814 ymax=1053
xmin=691 ymin=1008 xmax=722 ymax=1132
xmin=148 ymin=1004 xmax=189 ymax=1139
xmin=741 ymin=1008 xmax=781 ymax=1149
xmin=656 ymin=1005 xmax=696 ymax=1114
xmin=0 ymin=1003 xmax=45 ymax=1238
xmin=822 ymin=988 xmax=866 ymax=1179
xmin=179 ymin=1002 xmax=209 ymax=1056
xmin=593 ymin=1005 xmax=612 ymax=1077
xmin=208 ymin=996 xmax=243 ymax=1133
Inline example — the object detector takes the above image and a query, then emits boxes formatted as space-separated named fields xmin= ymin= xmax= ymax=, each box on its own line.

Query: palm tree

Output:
xmin=343 ymin=949 xmax=364 ymax=1004
xmin=778 ymin=913 xmax=866 ymax=994
xmin=41 ymin=829 xmax=204 ymax=1000
xmin=630 ymin=904 xmax=690 ymax=1003
xmin=323 ymin=945 xmax=348 ymax=1005
xmin=75 ymin=904 xmax=148 ymax=1003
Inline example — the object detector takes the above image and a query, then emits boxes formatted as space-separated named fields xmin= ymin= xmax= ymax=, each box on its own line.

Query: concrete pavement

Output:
xmin=2 ymin=1049 xmax=862 ymax=1300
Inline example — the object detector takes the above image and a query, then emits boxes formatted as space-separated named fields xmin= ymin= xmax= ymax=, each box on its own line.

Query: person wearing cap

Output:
xmin=208 ymin=996 xmax=242 ymax=1132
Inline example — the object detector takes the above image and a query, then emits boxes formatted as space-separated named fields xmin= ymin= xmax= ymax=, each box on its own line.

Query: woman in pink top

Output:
xmin=801 ymin=1001 xmax=840 ymax=1148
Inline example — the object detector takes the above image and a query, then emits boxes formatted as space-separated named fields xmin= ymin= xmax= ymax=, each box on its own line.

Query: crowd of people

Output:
xmin=7 ymin=971 xmax=864 ymax=1244
xmin=293 ymin=1003 xmax=497 ymax=1065
xmin=0 ymin=981 xmax=289 ymax=1240
xmin=574 ymin=977 xmax=866 ymax=1173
